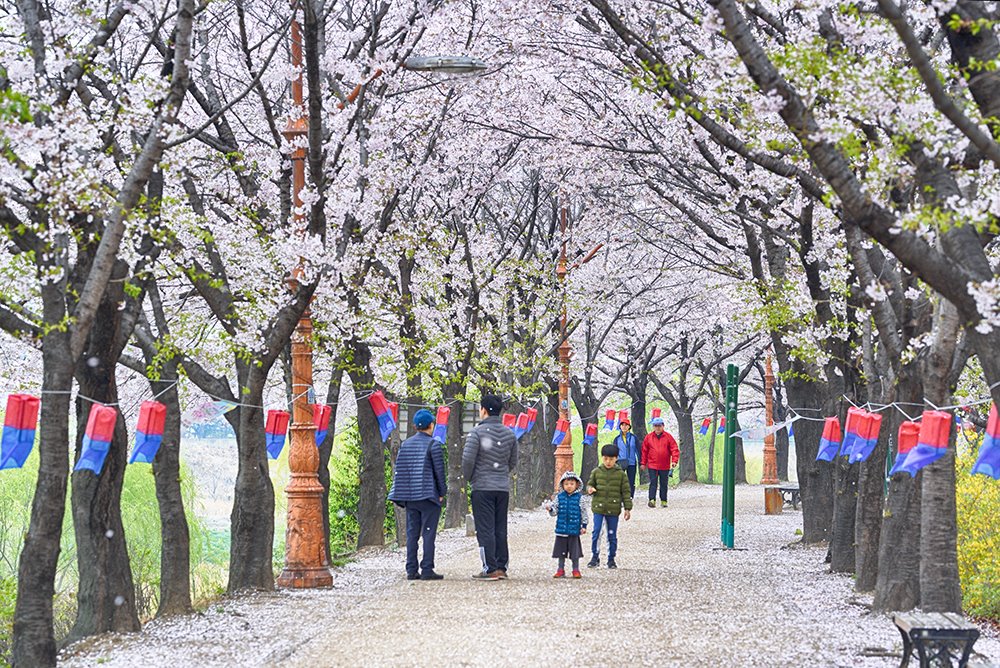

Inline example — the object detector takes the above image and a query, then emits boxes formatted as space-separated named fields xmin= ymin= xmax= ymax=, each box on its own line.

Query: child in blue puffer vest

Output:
xmin=543 ymin=471 xmax=589 ymax=578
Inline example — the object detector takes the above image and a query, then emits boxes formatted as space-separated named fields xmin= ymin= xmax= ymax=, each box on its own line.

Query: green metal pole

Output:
xmin=722 ymin=363 xmax=738 ymax=548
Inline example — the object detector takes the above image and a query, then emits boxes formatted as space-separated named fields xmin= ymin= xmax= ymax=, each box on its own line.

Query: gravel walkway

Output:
xmin=60 ymin=485 xmax=1000 ymax=667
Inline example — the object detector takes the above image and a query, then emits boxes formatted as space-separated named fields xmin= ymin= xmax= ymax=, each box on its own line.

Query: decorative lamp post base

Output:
xmin=554 ymin=441 xmax=574 ymax=491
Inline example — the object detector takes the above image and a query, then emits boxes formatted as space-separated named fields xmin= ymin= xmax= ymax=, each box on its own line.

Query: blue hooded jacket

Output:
xmin=614 ymin=431 xmax=640 ymax=466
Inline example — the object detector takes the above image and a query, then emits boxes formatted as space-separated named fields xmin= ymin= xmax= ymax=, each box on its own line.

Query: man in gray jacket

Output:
xmin=462 ymin=394 xmax=518 ymax=580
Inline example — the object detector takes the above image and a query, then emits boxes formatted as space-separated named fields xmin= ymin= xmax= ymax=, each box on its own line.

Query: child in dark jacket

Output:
xmin=544 ymin=471 xmax=589 ymax=578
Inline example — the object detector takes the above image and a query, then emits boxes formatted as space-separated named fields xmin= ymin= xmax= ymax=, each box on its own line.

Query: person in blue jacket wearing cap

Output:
xmin=613 ymin=418 xmax=640 ymax=498
xmin=388 ymin=408 xmax=447 ymax=580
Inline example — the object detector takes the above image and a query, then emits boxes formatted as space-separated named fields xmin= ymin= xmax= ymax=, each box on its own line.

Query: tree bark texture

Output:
xmin=150 ymin=362 xmax=192 ymax=617
xmin=226 ymin=377 xmax=275 ymax=592
xmin=829 ymin=456 xmax=858 ymax=574
xmin=12 ymin=322 xmax=74 ymax=667
xmin=68 ymin=262 xmax=140 ymax=643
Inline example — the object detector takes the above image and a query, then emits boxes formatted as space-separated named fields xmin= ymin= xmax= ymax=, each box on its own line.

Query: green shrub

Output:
xmin=956 ymin=435 xmax=1000 ymax=621
xmin=327 ymin=421 xmax=395 ymax=556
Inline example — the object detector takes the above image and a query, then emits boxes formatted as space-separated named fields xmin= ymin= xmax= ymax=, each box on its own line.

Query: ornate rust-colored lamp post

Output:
xmin=554 ymin=206 xmax=574 ymax=490
xmin=277 ymin=13 xmax=332 ymax=589
xmin=761 ymin=354 xmax=779 ymax=485
xmin=276 ymin=15 xmax=487 ymax=586
xmin=762 ymin=353 xmax=782 ymax=514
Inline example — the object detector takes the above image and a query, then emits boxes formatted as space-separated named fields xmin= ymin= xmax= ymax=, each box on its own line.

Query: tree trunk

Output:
xmin=388 ymin=425 xmax=406 ymax=548
xmin=572 ymin=393 xmax=600 ymax=484
xmin=854 ymin=420 xmax=887 ymax=592
xmin=734 ymin=434 xmax=747 ymax=484
xmin=873 ymin=373 xmax=923 ymax=610
xmin=12 ymin=326 xmax=74 ymax=667
xmin=828 ymin=456 xmax=858 ymax=573
xmin=675 ymin=409 xmax=698 ymax=483
xmin=350 ymin=346 xmax=387 ymax=548
xmin=150 ymin=363 xmax=192 ymax=617
xmin=707 ymin=405 xmax=718 ymax=483
xmin=774 ymin=384 xmax=790 ymax=481
xmin=918 ymin=301 xmax=962 ymax=612
xmin=785 ymin=378 xmax=834 ymax=543
xmin=444 ymin=392 xmax=466 ymax=529
xmin=68 ymin=269 xmax=140 ymax=642
xmin=318 ymin=369 xmax=343 ymax=563
xmin=226 ymin=376 xmax=275 ymax=592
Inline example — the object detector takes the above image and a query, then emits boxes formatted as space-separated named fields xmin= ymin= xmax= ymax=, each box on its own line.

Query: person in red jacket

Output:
xmin=641 ymin=417 xmax=679 ymax=508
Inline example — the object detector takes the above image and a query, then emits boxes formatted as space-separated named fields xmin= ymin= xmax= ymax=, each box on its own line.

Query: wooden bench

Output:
xmin=777 ymin=484 xmax=800 ymax=510
xmin=893 ymin=612 xmax=980 ymax=667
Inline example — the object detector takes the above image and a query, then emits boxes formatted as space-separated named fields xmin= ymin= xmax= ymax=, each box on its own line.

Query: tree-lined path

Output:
xmin=60 ymin=486 xmax=1000 ymax=667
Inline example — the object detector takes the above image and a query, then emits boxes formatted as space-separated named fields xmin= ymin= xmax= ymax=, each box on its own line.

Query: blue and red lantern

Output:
xmin=815 ymin=417 xmax=842 ymax=462
xmin=717 ymin=417 xmax=726 ymax=434
xmin=840 ymin=407 xmax=864 ymax=458
xmin=525 ymin=408 xmax=538 ymax=434
xmin=899 ymin=410 xmax=952 ymax=475
xmin=889 ymin=421 xmax=920 ymax=476
xmin=313 ymin=404 xmax=332 ymax=447
xmin=368 ymin=391 xmax=396 ymax=442
xmin=583 ymin=423 xmax=598 ymax=446
xmin=129 ymin=401 xmax=167 ymax=464
xmin=603 ymin=409 xmax=616 ymax=431
xmin=513 ymin=413 xmax=529 ymax=439
xmin=552 ymin=418 xmax=569 ymax=446
xmin=699 ymin=418 xmax=710 ymax=435
xmin=848 ymin=412 xmax=883 ymax=464
xmin=265 ymin=409 xmax=291 ymax=459
xmin=0 ymin=394 xmax=40 ymax=470
xmin=650 ymin=408 xmax=661 ymax=423
xmin=617 ymin=410 xmax=628 ymax=427
xmin=973 ymin=403 xmax=1000 ymax=479
xmin=75 ymin=404 xmax=118 ymax=474
xmin=432 ymin=406 xmax=450 ymax=444
xmin=502 ymin=413 xmax=516 ymax=429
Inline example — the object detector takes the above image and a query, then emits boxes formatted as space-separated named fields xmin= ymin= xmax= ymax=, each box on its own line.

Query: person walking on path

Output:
xmin=586 ymin=444 xmax=632 ymax=569
xmin=388 ymin=408 xmax=447 ymax=581
xmin=613 ymin=419 xmax=640 ymax=498
xmin=641 ymin=417 xmax=679 ymax=508
xmin=544 ymin=471 xmax=589 ymax=578
xmin=462 ymin=394 xmax=518 ymax=581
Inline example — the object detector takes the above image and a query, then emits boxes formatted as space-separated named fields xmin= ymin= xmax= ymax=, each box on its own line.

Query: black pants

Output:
xmin=471 ymin=490 xmax=509 ymax=573
xmin=405 ymin=499 xmax=441 ymax=575
xmin=648 ymin=468 xmax=670 ymax=502
xmin=618 ymin=462 xmax=637 ymax=497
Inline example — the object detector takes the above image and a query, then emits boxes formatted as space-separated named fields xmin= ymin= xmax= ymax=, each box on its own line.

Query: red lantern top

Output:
xmin=585 ymin=423 xmax=598 ymax=438
xmin=4 ymin=394 xmax=40 ymax=430
xmin=435 ymin=406 xmax=451 ymax=425
xmin=137 ymin=401 xmax=167 ymax=436
xmin=897 ymin=421 xmax=920 ymax=454
xmin=265 ymin=409 xmax=290 ymax=436
xmin=502 ymin=413 xmax=516 ymax=428
xmin=313 ymin=404 xmax=332 ymax=431
xmin=917 ymin=411 xmax=952 ymax=449
xmin=84 ymin=404 xmax=117 ymax=442
xmin=821 ymin=416 xmax=841 ymax=443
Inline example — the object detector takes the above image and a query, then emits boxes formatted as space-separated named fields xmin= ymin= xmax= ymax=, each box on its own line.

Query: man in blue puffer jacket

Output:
xmin=389 ymin=408 xmax=447 ymax=581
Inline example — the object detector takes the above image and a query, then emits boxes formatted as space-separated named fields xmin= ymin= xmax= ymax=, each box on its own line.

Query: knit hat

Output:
xmin=559 ymin=470 xmax=583 ymax=490
xmin=413 ymin=408 xmax=435 ymax=430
